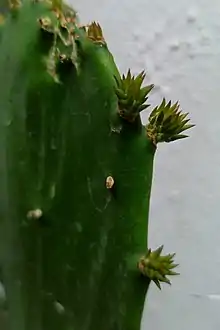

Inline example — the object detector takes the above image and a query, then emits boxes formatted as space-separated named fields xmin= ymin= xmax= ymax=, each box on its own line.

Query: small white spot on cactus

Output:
xmin=27 ymin=209 xmax=43 ymax=220
xmin=53 ymin=301 xmax=65 ymax=314
xmin=111 ymin=125 xmax=122 ymax=134
xmin=106 ymin=176 xmax=114 ymax=189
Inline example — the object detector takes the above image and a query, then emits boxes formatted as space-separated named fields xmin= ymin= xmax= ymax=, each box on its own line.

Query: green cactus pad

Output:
xmin=0 ymin=1 xmax=194 ymax=330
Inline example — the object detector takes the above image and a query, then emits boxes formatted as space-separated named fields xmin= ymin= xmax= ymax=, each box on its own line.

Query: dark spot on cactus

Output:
xmin=56 ymin=56 xmax=77 ymax=81
xmin=39 ymin=28 xmax=54 ymax=53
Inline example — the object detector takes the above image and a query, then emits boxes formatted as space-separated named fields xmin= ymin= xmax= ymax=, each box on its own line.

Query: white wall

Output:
xmin=71 ymin=0 xmax=220 ymax=329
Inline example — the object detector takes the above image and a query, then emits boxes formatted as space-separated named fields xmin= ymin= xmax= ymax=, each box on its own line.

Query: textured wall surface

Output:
xmin=0 ymin=1 xmax=219 ymax=329
xmin=70 ymin=0 xmax=220 ymax=329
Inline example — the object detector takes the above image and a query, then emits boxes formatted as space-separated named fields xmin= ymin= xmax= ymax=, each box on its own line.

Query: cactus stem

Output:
xmin=0 ymin=1 xmax=193 ymax=328
xmin=26 ymin=209 xmax=43 ymax=220
xmin=105 ymin=176 xmax=114 ymax=189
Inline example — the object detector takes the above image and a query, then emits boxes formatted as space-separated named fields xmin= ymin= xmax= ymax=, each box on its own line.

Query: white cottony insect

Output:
xmin=106 ymin=176 xmax=114 ymax=189
xmin=26 ymin=209 xmax=43 ymax=220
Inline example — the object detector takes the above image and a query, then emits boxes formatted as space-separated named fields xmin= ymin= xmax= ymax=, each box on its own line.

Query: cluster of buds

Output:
xmin=138 ymin=245 xmax=179 ymax=290
xmin=115 ymin=70 xmax=154 ymax=123
xmin=146 ymin=98 xmax=194 ymax=145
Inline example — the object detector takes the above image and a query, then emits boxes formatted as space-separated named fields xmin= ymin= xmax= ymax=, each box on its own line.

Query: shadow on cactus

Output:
xmin=0 ymin=0 xmax=194 ymax=330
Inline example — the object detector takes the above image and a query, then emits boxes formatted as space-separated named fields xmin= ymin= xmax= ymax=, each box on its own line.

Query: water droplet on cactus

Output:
xmin=53 ymin=301 xmax=65 ymax=314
